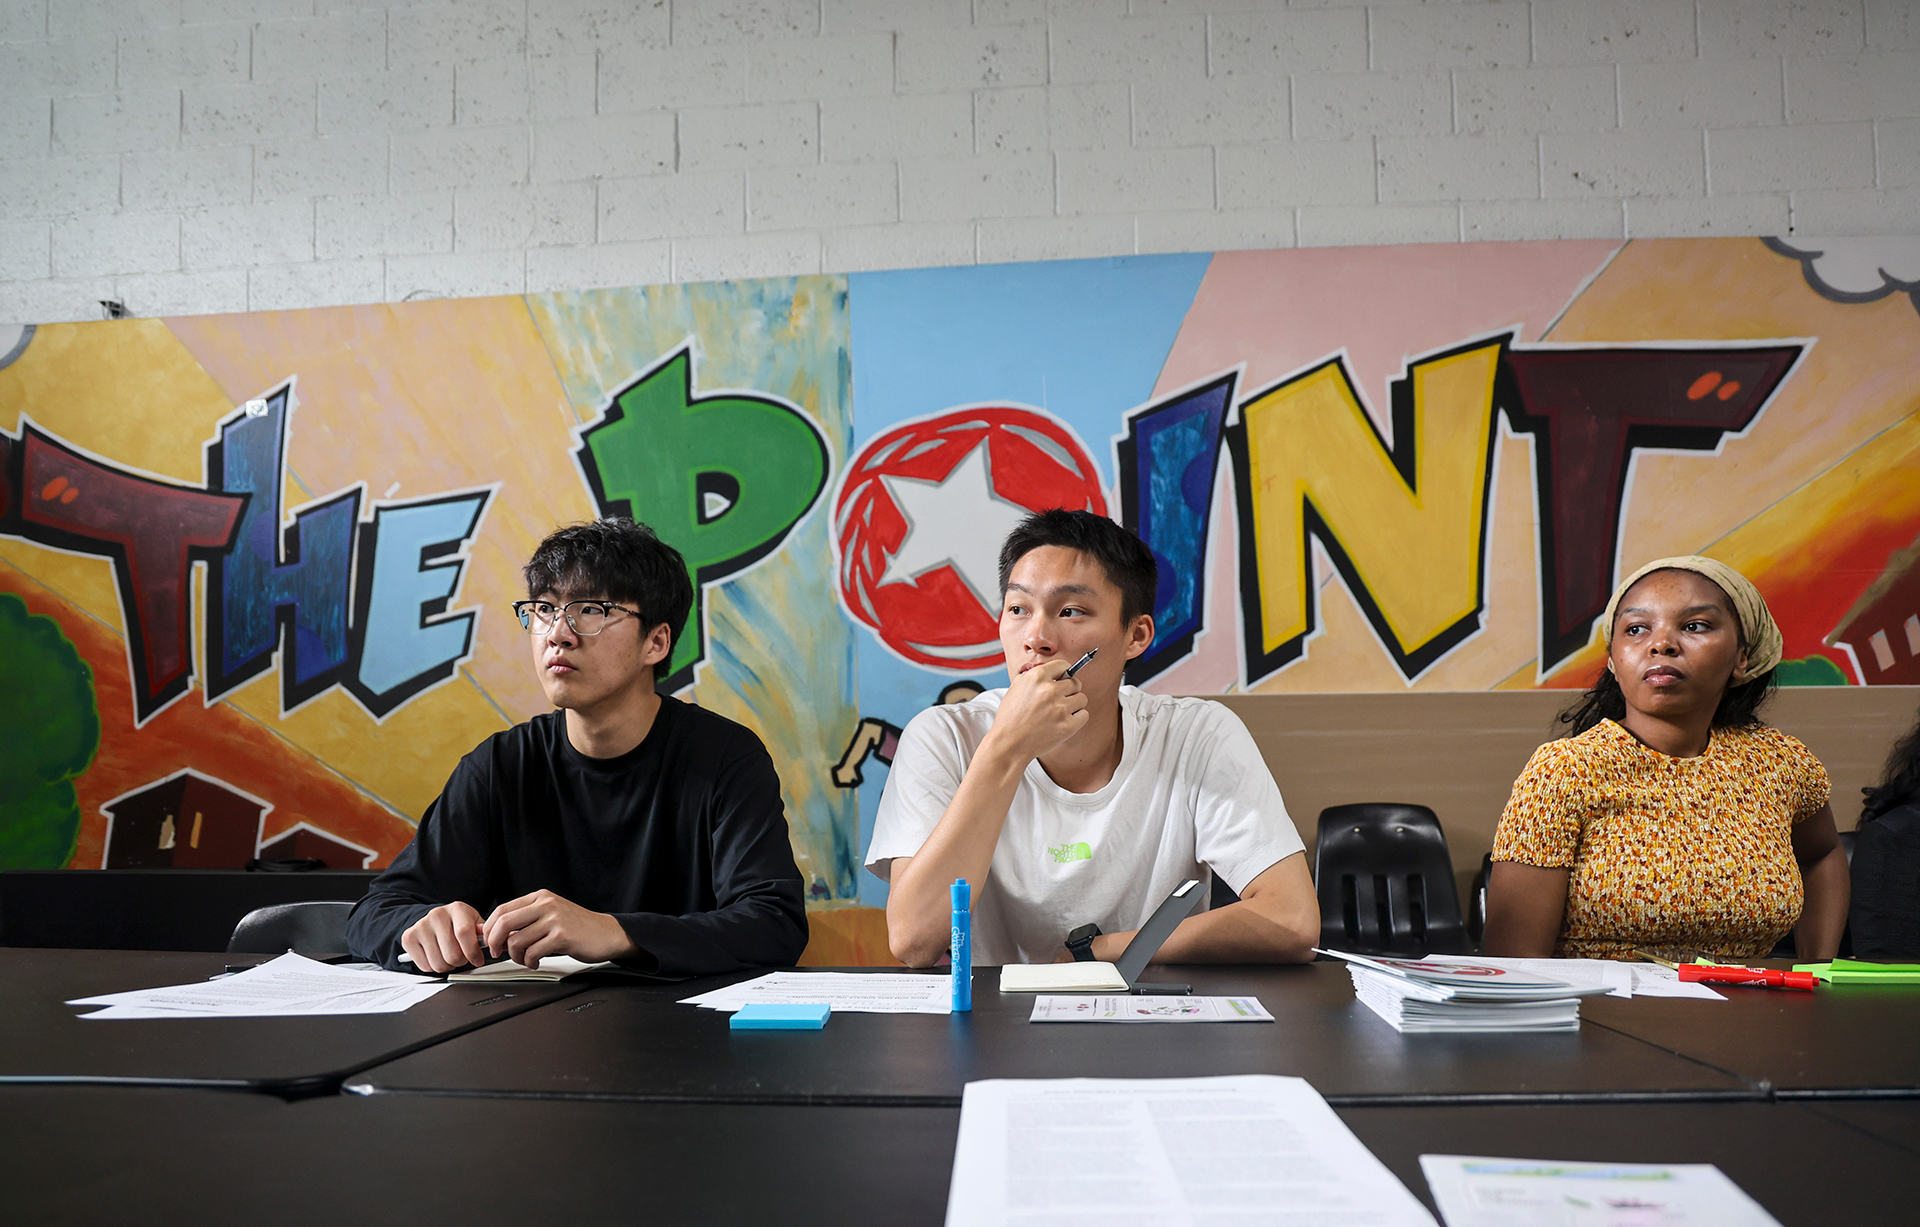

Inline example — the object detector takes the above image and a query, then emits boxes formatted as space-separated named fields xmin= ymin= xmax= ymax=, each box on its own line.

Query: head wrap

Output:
xmin=1600 ymin=556 xmax=1782 ymax=678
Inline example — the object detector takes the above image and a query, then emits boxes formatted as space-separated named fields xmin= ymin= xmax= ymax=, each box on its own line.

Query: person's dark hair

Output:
xmin=997 ymin=509 xmax=1157 ymax=626
xmin=1559 ymin=569 xmax=1776 ymax=737
xmin=1861 ymin=706 xmax=1920 ymax=823
xmin=523 ymin=518 xmax=692 ymax=680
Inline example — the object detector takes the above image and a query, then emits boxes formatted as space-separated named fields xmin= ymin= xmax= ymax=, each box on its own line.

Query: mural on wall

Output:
xmin=1 ymin=238 xmax=1917 ymax=915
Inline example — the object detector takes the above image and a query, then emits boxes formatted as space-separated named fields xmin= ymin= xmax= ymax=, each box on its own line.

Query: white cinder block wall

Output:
xmin=2 ymin=0 xmax=1917 ymax=323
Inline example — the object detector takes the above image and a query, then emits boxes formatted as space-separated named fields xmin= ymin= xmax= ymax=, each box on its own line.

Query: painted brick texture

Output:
xmin=2 ymin=0 xmax=1918 ymax=322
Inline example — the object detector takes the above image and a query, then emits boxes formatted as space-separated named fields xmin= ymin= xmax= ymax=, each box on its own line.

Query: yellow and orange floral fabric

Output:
xmin=1493 ymin=720 xmax=1829 ymax=961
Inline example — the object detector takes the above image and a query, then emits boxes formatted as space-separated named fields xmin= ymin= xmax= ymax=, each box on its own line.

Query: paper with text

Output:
xmin=67 ymin=953 xmax=452 ymax=1019
xmin=1029 ymin=996 xmax=1273 ymax=1022
xmin=947 ymin=1075 xmax=1437 ymax=1226
xmin=1420 ymin=1155 xmax=1780 ymax=1226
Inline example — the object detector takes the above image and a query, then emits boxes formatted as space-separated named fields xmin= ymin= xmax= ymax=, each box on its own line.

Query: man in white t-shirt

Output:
xmin=865 ymin=509 xmax=1319 ymax=968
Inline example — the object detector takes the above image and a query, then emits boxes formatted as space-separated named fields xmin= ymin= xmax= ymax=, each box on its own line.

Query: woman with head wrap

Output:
xmin=1484 ymin=557 xmax=1850 ymax=961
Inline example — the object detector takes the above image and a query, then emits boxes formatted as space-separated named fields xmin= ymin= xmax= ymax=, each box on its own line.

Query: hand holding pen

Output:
xmin=989 ymin=649 xmax=1097 ymax=764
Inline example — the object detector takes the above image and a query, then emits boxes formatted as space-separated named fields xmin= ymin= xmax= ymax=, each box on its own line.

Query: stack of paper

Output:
xmin=67 ymin=953 xmax=452 ymax=1020
xmin=1323 ymin=950 xmax=1610 ymax=1034
xmin=1423 ymin=953 xmax=1726 ymax=1001
xmin=680 ymin=970 xmax=953 ymax=1014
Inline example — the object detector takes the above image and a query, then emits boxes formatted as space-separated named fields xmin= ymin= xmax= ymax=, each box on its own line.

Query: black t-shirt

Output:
xmin=345 ymin=697 xmax=809 ymax=975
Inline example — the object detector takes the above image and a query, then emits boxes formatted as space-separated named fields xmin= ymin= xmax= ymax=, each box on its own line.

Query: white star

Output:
xmin=878 ymin=439 xmax=1031 ymax=614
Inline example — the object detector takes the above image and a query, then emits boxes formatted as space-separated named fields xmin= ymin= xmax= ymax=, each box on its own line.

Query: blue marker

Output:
xmin=951 ymin=878 xmax=972 ymax=1012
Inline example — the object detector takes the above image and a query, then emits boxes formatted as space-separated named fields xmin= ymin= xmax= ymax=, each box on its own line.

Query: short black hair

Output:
xmin=997 ymin=509 xmax=1158 ymax=626
xmin=523 ymin=518 xmax=692 ymax=680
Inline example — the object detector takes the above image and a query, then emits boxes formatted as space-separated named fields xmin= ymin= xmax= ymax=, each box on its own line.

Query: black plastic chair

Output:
xmin=1314 ymin=803 xmax=1470 ymax=956
xmin=227 ymin=901 xmax=355 ymax=955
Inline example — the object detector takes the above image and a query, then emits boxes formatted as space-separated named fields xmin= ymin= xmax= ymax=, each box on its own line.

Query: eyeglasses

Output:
xmin=512 ymin=599 xmax=642 ymax=637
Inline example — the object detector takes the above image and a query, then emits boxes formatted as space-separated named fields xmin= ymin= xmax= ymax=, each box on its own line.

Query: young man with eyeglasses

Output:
xmin=346 ymin=518 xmax=808 ymax=975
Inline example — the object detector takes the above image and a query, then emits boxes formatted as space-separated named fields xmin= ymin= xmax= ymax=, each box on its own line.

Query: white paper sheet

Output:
xmin=1029 ymin=996 xmax=1274 ymax=1023
xmin=67 ymin=953 xmax=453 ymax=1019
xmin=947 ymin=1075 xmax=1438 ymax=1226
xmin=1421 ymin=955 xmax=1724 ymax=1001
xmin=678 ymin=970 xmax=953 ymax=1014
xmin=1419 ymin=1155 xmax=1780 ymax=1226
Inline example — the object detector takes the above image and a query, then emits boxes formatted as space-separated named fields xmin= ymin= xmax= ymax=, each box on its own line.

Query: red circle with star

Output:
xmin=835 ymin=408 xmax=1108 ymax=670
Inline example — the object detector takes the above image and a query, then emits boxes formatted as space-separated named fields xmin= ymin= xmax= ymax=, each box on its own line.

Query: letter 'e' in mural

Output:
xmin=1 ymin=238 xmax=1916 ymax=920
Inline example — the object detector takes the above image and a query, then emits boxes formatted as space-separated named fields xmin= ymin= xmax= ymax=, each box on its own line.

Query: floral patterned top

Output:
xmin=1492 ymin=720 xmax=1830 ymax=961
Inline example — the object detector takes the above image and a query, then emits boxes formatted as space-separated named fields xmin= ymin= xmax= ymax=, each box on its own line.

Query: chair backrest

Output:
xmin=227 ymin=900 xmax=355 ymax=954
xmin=1314 ymin=803 xmax=1469 ymax=957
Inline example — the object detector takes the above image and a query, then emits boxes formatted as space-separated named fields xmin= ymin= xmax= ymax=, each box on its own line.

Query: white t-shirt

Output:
xmin=865 ymin=686 xmax=1306 ymax=965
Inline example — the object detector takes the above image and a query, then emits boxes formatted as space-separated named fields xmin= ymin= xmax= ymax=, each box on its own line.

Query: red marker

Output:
xmin=1676 ymin=964 xmax=1817 ymax=991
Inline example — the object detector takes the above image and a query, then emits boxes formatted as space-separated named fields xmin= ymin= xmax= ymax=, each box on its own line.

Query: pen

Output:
xmin=951 ymin=879 xmax=972 ymax=1013
xmin=1064 ymin=648 xmax=1097 ymax=678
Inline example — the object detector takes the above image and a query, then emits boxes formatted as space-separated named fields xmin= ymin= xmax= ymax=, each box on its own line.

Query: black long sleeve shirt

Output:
xmin=345 ymin=698 xmax=809 ymax=975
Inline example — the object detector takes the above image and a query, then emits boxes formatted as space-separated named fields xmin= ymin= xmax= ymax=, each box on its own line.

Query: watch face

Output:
xmin=1067 ymin=924 xmax=1100 ymax=945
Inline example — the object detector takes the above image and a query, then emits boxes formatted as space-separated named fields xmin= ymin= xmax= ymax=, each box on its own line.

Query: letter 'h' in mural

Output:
xmin=1 ymin=386 xmax=493 ymax=726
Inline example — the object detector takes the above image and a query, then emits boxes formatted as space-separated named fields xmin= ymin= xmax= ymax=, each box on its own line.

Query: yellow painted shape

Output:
xmin=1242 ymin=342 xmax=1500 ymax=659
xmin=1545 ymin=238 xmax=1920 ymax=583
xmin=0 ymin=319 xmax=236 ymax=477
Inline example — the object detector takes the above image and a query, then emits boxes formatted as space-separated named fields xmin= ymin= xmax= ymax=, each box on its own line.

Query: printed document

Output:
xmin=679 ymin=970 xmax=952 ymax=1014
xmin=1421 ymin=954 xmax=1724 ymax=1001
xmin=1029 ymin=995 xmax=1273 ymax=1022
xmin=67 ymin=953 xmax=452 ymax=1019
xmin=1420 ymin=1155 xmax=1780 ymax=1226
xmin=947 ymin=1075 xmax=1437 ymax=1226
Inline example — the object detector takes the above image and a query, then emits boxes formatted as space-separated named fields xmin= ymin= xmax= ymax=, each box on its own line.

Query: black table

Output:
xmin=1584 ymin=980 xmax=1920 ymax=1098
xmin=1339 ymin=1100 xmax=1918 ymax=1226
xmin=7 ymin=1088 xmax=1914 ymax=1226
xmin=345 ymin=963 xmax=1758 ymax=1105
xmin=0 ymin=1085 xmax=956 ymax=1227
xmin=0 ymin=948 xmax=581 ymax=1098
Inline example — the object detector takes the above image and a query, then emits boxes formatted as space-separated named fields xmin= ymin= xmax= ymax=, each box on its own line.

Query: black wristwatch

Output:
xmin=1065 ymin=923 xmax=1102 ymax=962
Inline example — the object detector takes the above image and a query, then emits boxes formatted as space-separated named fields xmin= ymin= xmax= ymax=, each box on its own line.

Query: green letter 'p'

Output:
xmin=577 ymin=346 xmax=829 ymax=689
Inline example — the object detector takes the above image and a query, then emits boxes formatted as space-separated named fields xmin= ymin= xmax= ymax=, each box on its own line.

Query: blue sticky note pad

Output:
xmin=729 ymin=1002 xmax=830 ymax=1030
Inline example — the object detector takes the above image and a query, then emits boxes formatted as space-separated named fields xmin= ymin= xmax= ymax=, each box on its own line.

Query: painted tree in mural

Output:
xmin=0 ymin=594 xmax=100 ymax=869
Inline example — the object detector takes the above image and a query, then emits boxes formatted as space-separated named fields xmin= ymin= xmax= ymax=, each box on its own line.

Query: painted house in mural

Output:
xmin=102 ymin=771 xmax=265 ymax=870
xmin=1831 ymin=536 xmax=1920 ymax=686
xmin=257 ymin=822 xmax=377 ymax=870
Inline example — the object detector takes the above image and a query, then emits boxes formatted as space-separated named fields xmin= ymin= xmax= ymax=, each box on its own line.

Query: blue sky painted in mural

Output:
xmin=845 ymin=254 xmax=1211 ymax=903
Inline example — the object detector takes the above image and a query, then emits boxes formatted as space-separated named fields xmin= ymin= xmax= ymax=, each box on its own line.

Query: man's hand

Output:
xmin=982 ymin=658 xmax=1088 ymax=765
xmin=483 ymin=889 xmax=638 ymax=970
xmin=400 ymin=901 xmax=486 ymax=973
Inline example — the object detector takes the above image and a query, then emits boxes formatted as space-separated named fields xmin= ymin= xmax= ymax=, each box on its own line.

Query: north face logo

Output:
xmin=1048 ymin=842 xmax=1092 ymax=864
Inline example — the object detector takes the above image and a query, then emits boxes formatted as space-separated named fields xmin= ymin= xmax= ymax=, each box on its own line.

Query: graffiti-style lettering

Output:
xmin=1230 ymin=339 xmax=1504 ymax=682
xmin=577 ymin=345 xmax=829 ymax=690
xmin=204 ymin=383 xmax=361 ymax=709
xmin=346 ymin=492 xmax=493 ymax=716
xmin=1118 ymin=337 xmax=1807 ymax=685
xmin=1116 ymin=373 xmax=1236 ymax=683
xmin=0 ymin=396 xmax=494 ymax=726
xmin=1503 ymin=345 xmax=1802 ymax=669
xmin=12 ymin=424 xmax=246 ymax=723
